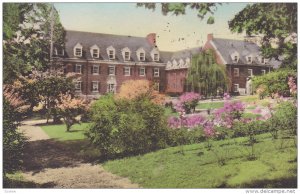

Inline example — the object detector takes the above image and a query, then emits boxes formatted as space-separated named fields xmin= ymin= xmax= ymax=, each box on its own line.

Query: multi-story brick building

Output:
xmin=54 ymin=30 xmax=166 ymax=98
xmin=203 ymin=34 xmax=279 ymax=95
xmin=54 ymin=31 xmax=279 ymax=97
xmin=161 ymin=47 xmax=202 ymax=94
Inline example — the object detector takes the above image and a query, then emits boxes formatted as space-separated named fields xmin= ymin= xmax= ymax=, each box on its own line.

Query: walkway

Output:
xmin=19 ymin=120 xmax=139 ymax=188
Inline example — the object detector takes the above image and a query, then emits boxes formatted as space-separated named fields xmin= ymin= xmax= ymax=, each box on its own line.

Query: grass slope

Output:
xmin=41 ymin=123 xmax=90 ymax=141
xmin=103 ymin=133 xmax=297 ymax=188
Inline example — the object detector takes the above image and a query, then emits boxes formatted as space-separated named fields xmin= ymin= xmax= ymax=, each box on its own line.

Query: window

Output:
xmin=234 ymin=56 xmax=238 ymax=63
xmin=92 ymin=65 xmax=99 ymax=75
xmin=92 ymin=49 xmax=99 ymax=58
xmin=108 ymin=50 xmax=115 ymax=60
xmin=261 ymin=69 xmax=266 ymax=75
xmin=139 ymin=52 xmax=145 ymax=61
xmin=124 ymin=67 xmax=131 ymax=76
xmin=75 ymin=81 xmax=82 ymax=92
xmin=107 ymin=84 xmax=115 ymax=93
xmin=153 ymin=53 xmax=159 ymax=61
xmin=139 ymin=67 xmax=145 ymax=76
xmin=92 ymin=81 xmax=99 ymax=92
xmin=233 ymin=68 xmax=239 ymax=77
xmin=108 ymin=66 xmax=115 ymax=75
xmin=75 ymin=48 xmax=82 ymax=57
xmin=154 ymin=68 xmax=159 ymax=77
xmin=261 ymin=57 xmax=266 ymax=64
xmin=75 ymin=64 xmax=82 ymax=74
xmin=247 ymin=56 xmax=252 ymax=63
xmin=248 ymin=69 xmax=253 ymax=77
xmin=124 ymin=52 xmax=130 ymax=61
xmin=234 ymin=84 xmax=239 ymax=92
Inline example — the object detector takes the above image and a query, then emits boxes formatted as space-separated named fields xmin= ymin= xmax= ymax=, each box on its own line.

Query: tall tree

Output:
xmin=186 ymin=49 xmax=228 ymax=97
xmin=137 ymin=3 xmax=221 ymax=24
xmin=228 ymin=3 xmax=297 ymax=69
xmin=3 ymin=3 xmax=65 ymax=83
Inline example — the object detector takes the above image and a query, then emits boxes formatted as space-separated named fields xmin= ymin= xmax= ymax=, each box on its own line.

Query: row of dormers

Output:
xmin=71 ymin=43 xmax=160 ymax=62
xmin=230 ymin=51 xmax=268 ymax=64
xmin=166 ymin=58 xmax=191 ymax=70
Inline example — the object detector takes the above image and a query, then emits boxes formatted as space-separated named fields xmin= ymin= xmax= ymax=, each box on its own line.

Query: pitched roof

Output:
xmin=63 ymin=30 xmax=160 ymax=63
xmin=211 ymin=38 xmax=279 ymax=67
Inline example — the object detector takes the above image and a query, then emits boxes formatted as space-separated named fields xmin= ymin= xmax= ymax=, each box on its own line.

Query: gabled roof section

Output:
xmin=211 ymin=38 xmax=279 ymax=67
xmin=64 ymin=30 xmax=160 ymax=62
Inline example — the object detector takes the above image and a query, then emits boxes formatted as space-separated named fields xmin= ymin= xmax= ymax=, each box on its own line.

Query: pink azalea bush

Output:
xmin=214 ymin=101 xmax=245 ymax=128
xmin=175 ymin=92 xmax=201 ymax=114
xmin=168 ymin=114 xmax=206 ymax=129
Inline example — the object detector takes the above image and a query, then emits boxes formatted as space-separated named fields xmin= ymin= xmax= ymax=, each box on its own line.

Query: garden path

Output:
xmin=19 ymin=120 xmax=139 ymax=188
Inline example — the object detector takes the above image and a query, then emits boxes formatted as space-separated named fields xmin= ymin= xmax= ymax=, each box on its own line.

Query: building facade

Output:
xmin=54 ymin=30 xmax=166 ymax=98
xmin=202 ymin=34 xmax=278 ymax=95
xmin=54 ymin=31 xmax=279 ymax=97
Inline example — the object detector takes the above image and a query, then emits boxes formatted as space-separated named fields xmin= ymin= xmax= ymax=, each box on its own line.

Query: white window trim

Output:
xmin=139 ymin=52 xmax=145 ymax=61
xmin=124 ymin=67 xmax=131 ymax=76
xmin=92 ymin=49 xmax=100 ymax=58
xmin=92 ymin=81 xmax=99 ymax=92
xmin=108 ymin=66 xmax=115 ymax=76
xmin=92 ymin=65 xmax=99 ymax=75
xmin=153 ymin=53 xmax=159 ymax=62
xmin=233 ymin=68 xmax=239 ymax=77
xmin=261 ymin=69 xmax=266 ymax=75
xmin=75 ymin=81 xmax=82 ymax=92
xmin=234 ymin=84 xmax=239 ymax=92
xmin=107 ymin=84 xmax=116 ymax=93
xmin=107 ymin=46 xmax=116 ymax=60
xmin=124 ymin=51 xmax=131 ymax=61
xmin=137 ymin=47 xmax=146 ymax=61
xmin=75 ymin=64 xmax=82 ymax=74
xmin=248 ymin=69 xmax=253 ymax=77
xmin=74 ymin=43 xmax=83 ymax=57
xmin=247 ymin=56 xmax=252 ymax=64
xmin=139 ymin=67 xmax=146 ymax=76
xmin=154 ymin=68 xmax=160 ymax=77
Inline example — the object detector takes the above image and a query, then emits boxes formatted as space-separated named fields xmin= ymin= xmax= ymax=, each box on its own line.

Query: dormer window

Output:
xmin=122 ymin=47 xmax=131 ymax=61
xmin=154 ymin=54 xmax=159 ymax=61
xmin=247 ymin=56 xmax=252 ymax=63
xmin=55 ymin=48 xmax=64 ymax=56
xmin=125 ymin=52 xmax=130 ymax=61
xmin=92 ymin=49 xmax=99 ymax=58
xmin=231 ymin=51 xmax=239 ymax=63
xmin=107 ymin=46 xmax=115 ymax=60
xmin=74 ymin=43 xmax=83 ymax=57
xmin=261 ymin=57 xmax=266 ymax=64
xmin=139 ymin=52 xmax=145 ymax=61
xmin=90 ymin=45 xmax=100 ymax=59
xmin=151 ymin=48 xmax=159 ymax=62
xmin=234 ymin=56 xmax=238 ymax=63
xmin=137 ymin=47 xmax=146 ymax=61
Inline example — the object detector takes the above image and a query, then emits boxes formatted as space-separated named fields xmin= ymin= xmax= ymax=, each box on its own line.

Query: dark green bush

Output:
xmin=86 ymin=94 xmax=169 ymax=157
xmin=267 ymin=101 xmax=297 ymax=138
xmin=3 ymin=99 xmax=27 ymax=177
xmin=167 ymin=127 xmax=205 ymax=147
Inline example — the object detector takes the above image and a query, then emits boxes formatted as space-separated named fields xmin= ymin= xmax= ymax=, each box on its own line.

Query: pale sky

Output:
xmin=54 ymin=3 xmax=248 ymax=51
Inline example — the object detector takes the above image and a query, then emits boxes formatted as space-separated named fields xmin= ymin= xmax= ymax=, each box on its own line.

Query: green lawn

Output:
xmin=103 ymin=133 xmax=296 ymax=188
xmin=41 ymin=123 xmax=90 ymax=141
xmin=196 ymin=101 xmax=224 ymax=109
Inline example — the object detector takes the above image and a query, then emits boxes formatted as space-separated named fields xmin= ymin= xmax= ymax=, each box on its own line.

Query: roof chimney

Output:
xmin=207 ymin=33 xmax=213 ymax=41
xmin=146 ymin=33 xmax=156 ymax=46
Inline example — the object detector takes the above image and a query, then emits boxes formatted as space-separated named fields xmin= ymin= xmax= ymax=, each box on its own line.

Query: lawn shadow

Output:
xmin=22 ymin=139 xmax=102 ymax=173
xmin=4 ymin=178 xmax=56 ymax=188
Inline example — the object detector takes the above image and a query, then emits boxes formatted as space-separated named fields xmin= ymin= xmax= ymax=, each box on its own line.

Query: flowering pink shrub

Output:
xmin=168 ymin=114 xmax=206 ymax=129
xmin=214 ymin=101 xmax=245 ymax=128
xmin=203 ymin=121 xmax=215 ymax=137
xmin=223 ymin=92 xmax=231 ymax=100
xmin=175 ymin=92 xmax=201 ymax=114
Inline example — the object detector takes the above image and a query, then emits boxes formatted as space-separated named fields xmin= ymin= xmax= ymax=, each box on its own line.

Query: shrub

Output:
xmin=175 ymin=92 xmax=200 ymax=114
xmin=166 ymin=127 xmax=205 ymax=147
xmin=86 ymin=94 xmax=169 ymax=157
xmin=252 ymin=69 xmax=296 ymax=98
xmin=3 ymin=99 xmax=27 ymax=178
xmin=267 ymin=101 xmax=297 ymax=138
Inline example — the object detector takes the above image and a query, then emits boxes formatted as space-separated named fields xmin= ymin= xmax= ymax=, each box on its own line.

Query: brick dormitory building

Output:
xmin=52 ymin=30 xmax=280 ymax=98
